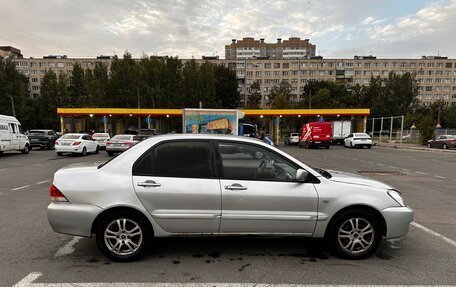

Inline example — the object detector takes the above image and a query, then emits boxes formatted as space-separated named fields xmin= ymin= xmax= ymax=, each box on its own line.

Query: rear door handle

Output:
xmin=224 ymin=183 xmax=247 ymax=191
xmin=137 ymin=180 xmax=161 ymax=188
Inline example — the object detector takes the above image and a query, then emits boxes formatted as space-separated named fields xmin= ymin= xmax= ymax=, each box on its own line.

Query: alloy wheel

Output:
xmin=104 ymin=219 xmax=143 ymax=256
xmin=337 ymin=217 xmax=375 ymax=255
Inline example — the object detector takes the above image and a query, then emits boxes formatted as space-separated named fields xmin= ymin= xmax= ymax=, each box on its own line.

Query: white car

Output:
xmin=344 ymin=133 xmax=373 ymax=149
xmin=55 ymin=133 xmax=99 ymax=156
xmin=92 ymin=133 xmax=111 ymax=149
xmin=0 ymin=114 xmax=31 ymax=154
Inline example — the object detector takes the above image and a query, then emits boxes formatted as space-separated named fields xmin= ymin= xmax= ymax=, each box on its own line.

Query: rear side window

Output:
xmin=133 ymin=141 xmax=212 ymax=178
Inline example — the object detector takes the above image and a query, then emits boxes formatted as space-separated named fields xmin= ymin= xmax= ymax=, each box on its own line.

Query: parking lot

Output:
xmin=1 ymin=145 xmax=455 ymax=286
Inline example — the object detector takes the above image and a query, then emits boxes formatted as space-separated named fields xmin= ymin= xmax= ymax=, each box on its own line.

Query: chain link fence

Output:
xmin=368 ymin=116 xmax=456 ymax=144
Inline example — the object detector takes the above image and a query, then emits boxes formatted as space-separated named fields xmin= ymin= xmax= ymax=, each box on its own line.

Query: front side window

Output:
xmin=217 ymin=142 xmax=298 ymax=182
xmin=133 ymin=141 xmax=212 ymax=178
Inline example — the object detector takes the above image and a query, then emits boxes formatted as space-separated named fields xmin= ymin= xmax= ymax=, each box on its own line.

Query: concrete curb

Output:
xmin=374 ymin=143 xmax=456 ymax=153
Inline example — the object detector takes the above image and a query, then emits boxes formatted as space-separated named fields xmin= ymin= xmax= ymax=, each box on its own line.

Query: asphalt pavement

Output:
xmin=1 ymin=145 xmax=455 ymax=286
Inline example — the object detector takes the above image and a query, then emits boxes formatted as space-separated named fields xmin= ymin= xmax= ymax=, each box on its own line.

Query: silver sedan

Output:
xmin=47 ymin=134 xmax=413 ymax=261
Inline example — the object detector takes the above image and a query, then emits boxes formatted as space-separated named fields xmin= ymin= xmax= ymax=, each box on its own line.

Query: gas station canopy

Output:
xmin=57 ymin=108 xmax=370 ymax=117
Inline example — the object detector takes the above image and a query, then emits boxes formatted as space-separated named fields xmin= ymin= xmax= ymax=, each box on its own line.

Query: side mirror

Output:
xmin=296 ymin=169 xmax=309 ymax=182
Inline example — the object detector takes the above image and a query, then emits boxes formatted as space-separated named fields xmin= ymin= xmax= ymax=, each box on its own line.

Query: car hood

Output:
xmin=56 ymin=161 xmax=102 ymax=174
xmin=326 ymin=169 xmax=394 ymax=190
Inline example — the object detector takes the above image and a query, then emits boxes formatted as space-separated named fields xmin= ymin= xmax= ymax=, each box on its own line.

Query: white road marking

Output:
xmin=54 ymin=236 xmax=82 ymax=258
xmin=388 ymin=166 xmax=398 ymax=169
xmin=13 ymin=272 xmax=456 ymax=287
xmin=433 ymin=175 xmax=446 ymax=179
xmin=376 ymin=163 xmax=384 ymax=166
xmin=36 ymin=180 xmax=50 ymax=185
xmin=415 ymin=171 xmax=427 ymax=175
xmin=32 ymin=163 xmax=42 ymax=166
xmin=401 ymin=168 xmax=410 ymax=172
xmin=11 ymin=185 xmax=31 ymax=191
xmin=411 ymin=221 xmax=456 ymax=248
xmin=0 ymin=168 xmax=7 ymax=172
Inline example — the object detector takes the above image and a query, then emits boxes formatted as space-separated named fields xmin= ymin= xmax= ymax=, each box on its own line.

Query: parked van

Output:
xmin=0 ymin=115 xmax=31 ymax=154
xmin=298 ymin=121 xmax=332 ymax=149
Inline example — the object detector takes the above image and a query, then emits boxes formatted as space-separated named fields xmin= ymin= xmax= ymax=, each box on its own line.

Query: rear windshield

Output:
xmin=354 ymin=133 xmax=370 ymax=138
xmin=93 ymin=133 xmax=109 ymax=137
xmin=29 ymin=130 xmax=45 ymax=134
xmin=60 ymin=134 xmax=81 ymax=140
xmin=112 ymin=135 xmax=132 ymax=141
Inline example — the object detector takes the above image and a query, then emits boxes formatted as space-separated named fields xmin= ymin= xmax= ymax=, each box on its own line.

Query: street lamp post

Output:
xmin=8 ymin=94 xmax=16 ymax=118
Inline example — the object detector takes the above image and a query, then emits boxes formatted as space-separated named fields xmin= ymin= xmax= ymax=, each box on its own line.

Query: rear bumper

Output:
xmin=106 ymin=146 xmax=129 ymax=153
xmin=30 ymin=140 xmax=51 ymax=147
xmin=55 ymin=145 xmax=83 ymax=153
xmin=47 ymin=202 xmax=102 ymax=237
xmin=381 ymin=206 xmax=414 ymax=239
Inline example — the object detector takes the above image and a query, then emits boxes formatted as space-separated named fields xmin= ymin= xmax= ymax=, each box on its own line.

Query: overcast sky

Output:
xmin=1 ymin=0 xmax=456 ymax=59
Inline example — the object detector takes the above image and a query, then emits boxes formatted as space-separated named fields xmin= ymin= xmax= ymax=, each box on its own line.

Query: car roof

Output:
xmin=141 ymin=133 xmax=266 ymax=144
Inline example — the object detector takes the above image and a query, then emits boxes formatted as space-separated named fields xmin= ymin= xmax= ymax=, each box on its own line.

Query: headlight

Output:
xmin=388 ymin=189 xmax=406 ymax=207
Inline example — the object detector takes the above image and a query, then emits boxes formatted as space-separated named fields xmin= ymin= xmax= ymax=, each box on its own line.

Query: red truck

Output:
xmin=298 ymin=122 xmax=332 ymax=149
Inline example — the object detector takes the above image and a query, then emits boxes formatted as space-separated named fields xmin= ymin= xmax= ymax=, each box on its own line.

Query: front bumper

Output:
xmin=381 ymin=206 xmax=414 ymax=239
xmin=47 ymin=202 xmax=102 ymax=237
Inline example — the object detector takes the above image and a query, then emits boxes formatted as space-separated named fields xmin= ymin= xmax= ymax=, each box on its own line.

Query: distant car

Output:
xmin=47 ymin=134 xmax=413 ymax=261
xmin=284 ymin=133 xmax=300 ymax=145
xmin=55 ymin=133 xmax=99 ymax=156
xmin=0 ymin=114 xmax=30 ymax=154
xmin=298 ymin=122 xmax=332 ymax=149
xmin=427 ymin=135 xmax=456 ymax=149
xmin=27 ymin=129 xmax=59 ymax=150
xmin=344 ymin=133 xmax=373 ymax=149
xmin=92 ymin=133 xmax=111 ymax=149
xmin=106 ymin=134 xmax=140 ymax=156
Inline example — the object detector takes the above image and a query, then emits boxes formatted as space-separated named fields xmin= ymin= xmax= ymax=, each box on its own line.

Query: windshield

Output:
xmin=60 ymin=134 xmax=81 ymax=140
xmin=311 ymin=167 xmax=332 ymax=179
xmin=93 ymin=133 xmax=109 ymax=137
xmin=29 ymin=130 xmax=45 ymax=134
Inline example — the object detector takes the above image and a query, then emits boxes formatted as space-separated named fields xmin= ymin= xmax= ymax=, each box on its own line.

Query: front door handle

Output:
xmin=224 ymin=183 xmax=247 ymax=191
xmin=137 ymin=180 xmax=161 ymax=188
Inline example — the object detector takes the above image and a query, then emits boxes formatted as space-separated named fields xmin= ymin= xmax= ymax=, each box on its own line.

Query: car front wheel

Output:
xmin=443 ymin=143 xmax=448 ymax=149
xmin=96 ymin=211 xmax=150 ymax=262
xmin=427 ymin=143 xmax=431 ymax=148
xmin=327 ymin=209 xmax=382 ymax=259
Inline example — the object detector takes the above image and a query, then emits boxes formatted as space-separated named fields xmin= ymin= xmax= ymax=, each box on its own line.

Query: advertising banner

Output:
xmin=182 ymin=109 xmax=244 ymax=135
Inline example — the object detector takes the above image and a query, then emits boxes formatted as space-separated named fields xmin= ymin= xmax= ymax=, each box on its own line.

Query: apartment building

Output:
xmin=225 ymin=37 xmax=316 ymax=60
xmin=0 ymin=46 xmax=23 ymax=58
xmin=7 ymin=47 xmax=456 ymax=107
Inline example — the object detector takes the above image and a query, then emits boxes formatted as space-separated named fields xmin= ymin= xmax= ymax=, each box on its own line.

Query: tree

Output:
xmin=247 ymin=80 xmax=262 ymax=108
xmin=87 ymin=62 xmax=109 ymax=107
xmin=215 ymin=64 xmax=239 ymax=109
xmin=107 ymin=52 xmax=141 ymax=108
xmin=37 ymin=70 xmax=59 ymax=129
xmin=68 ymin=62 xmax=88 ymax=107
xmin=182 ymin=59 xmax=200 ymax=107
xmin=270 ymin=81 xmax=292 ymax=109
xmin=417 ymin=114 xmax=434 ymax=144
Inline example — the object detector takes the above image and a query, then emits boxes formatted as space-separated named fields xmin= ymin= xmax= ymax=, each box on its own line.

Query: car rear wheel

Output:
xmin=57 ymin=152 xmax=63 ymax=156
xmin=95 ymin=146 xmax=99 ymax=154
xmin=96 ymin=211 xmax=150 ymax=262
xmin=327 ymin=209 xmax=382 ymax=259
xmin=443 ymin=143 xmax=448 ymax=149
xmin=107 ymin=151 xmax=114 ymax=156
xmin=81 ymin=147 xmax=87 ymax=156
xmin=367 ymin=145 xmax=372 ymax=149
xmin=427 ymin=143 xmax=432 ymax=148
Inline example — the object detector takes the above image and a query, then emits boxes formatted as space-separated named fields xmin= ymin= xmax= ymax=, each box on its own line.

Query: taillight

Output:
xmin=50 ymin=185 xmax=68 ymax=202
xmin=448 ymin=139 xmax=456 ymax=142
xmin=106 ymin=141 xmax=111 ymax=145
xmin=72 ymin=141 xmax=81 ymax=146
xmin=125 ymin=141 xmax=132 ymax=145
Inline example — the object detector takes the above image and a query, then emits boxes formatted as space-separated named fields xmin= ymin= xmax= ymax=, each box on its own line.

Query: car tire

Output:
xmin=427 ymin=143 xmax=431 ymax=148
xmin=325 ymin=145 xmax=330 ymax=149
xmin=443 ymin=143 xmax=448 ymax=149
xmin=350 ymin=142 xmax=353 ymax=148
xmin=367 ymin=145 xmax=372 ymax=149
xmin=96 ymin=211 xmax=151 ymax=262
xmin=48 ymin=142 xmax=55 ymax=150
xmin=81 ymin=147 xmax=87 ymax=156
xmin=57 ymin=152 xmax=63 ymax=156
xmin=95 ymin=146 xmax=100 ymax=154
xmin=326 ymin=209 xmax=382 ymax=259
xmin=107 ymin=151 xmax=114 ymax=156
xmin=21 ymin=144 xmax=30 ymax=154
